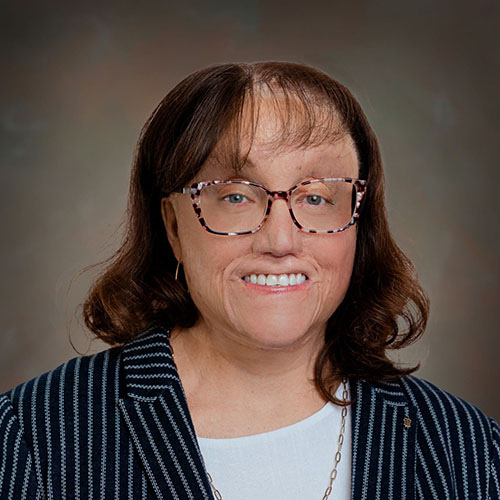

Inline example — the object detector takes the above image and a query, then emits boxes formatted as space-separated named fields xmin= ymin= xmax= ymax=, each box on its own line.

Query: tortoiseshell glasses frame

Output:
xmin=172 ymin=177 xmax=367 ymax=236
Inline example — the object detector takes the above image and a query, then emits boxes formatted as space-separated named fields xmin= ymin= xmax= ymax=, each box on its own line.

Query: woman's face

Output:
xmin=162 ymin=101 xmax=359 ymax=352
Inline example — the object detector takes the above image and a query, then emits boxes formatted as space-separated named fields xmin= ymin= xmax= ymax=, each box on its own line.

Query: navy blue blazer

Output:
xmin=1 ymin=325 xmax=499 ymax=499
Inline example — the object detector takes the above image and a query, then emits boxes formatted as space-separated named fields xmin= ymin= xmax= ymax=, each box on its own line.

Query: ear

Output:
xmin=161 ymin=197 xmax=182 ymax=261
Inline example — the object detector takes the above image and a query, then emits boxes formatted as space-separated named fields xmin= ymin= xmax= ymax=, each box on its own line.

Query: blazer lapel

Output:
xmin=118 ymin=326 xmax=419 ymax=499
xmin=351 ymin=378 xmax=418 ymax=500
xmin=117 ymin=326 xmax=214 ymax=500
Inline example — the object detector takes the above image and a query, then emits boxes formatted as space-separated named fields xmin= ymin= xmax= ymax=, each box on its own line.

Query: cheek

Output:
xmin=176 ymin=224 xmax=244 ymax=307
xmin=180 ymin=240 xmax=225 ymax=318
xmin=315 ymin=231 xmax=357 ymax=296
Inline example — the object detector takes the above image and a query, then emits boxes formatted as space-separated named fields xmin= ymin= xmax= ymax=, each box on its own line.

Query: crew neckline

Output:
xmin=197 ymin=380 xmax=349 ymax=445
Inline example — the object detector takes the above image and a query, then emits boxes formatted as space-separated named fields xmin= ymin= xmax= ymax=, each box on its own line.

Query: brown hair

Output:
xmin=83 ymin=62 xmax=429 ymax=401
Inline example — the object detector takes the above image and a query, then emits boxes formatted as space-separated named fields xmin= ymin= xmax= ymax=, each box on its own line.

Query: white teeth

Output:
xmin=243 ymin=273 xmax=308 ymax=287
xmin=278 ymin=274 xmax=289 ymax=286
xmin=266 ymin=274 xmax=278 ymax=286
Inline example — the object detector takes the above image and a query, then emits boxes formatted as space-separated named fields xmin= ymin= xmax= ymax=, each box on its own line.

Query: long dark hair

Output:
xmin=82 ymin=62 xmax=429 ymax=402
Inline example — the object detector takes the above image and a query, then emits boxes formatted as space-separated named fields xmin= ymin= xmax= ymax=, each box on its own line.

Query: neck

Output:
xmin=170 ymin=320 xmax=338 ymax=438
xmin=169 ymin=319 xmax=333 ymax=411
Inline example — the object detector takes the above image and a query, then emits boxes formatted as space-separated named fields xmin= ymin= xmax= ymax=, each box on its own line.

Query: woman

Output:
xmin=1 ymin=62 xmax=498 ymax=499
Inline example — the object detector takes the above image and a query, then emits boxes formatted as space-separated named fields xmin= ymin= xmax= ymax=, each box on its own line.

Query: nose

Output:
xmin=251 ymin=195 xmax=303 ymax=257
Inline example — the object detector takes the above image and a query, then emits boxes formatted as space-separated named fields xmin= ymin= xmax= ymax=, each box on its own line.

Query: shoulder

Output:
xmin=0 ymin=345 xmax=123 ymax=497
xmin=356 ymin=374 xmax=498 ymax=440
xmin=1 ymin=345 xmax=124 ymax=457
xmin=359 ymin=375 xmax=500 ymax=495
xmin=1 ymin=323 xmax=175 ymax=432
xmin=2 ymin=323 xmax=174 ymax=424
xmin=364 ymin=374 xmax=496 ymax=425
xmin=2 ymin=347 xmax=122 ymax=408
xmin=399 ymin=376 xmax=499 ymax=472
xmin=399 ymin=375 xmax=497 ymax=432
xmin=401 ymin=376 xmax=500 ymax=495
xmin=359 ymin=374 xmax=499 ymax=458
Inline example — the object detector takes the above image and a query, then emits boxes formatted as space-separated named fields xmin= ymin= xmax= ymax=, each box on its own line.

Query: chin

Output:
xmin=235 ymin=315 xmax=321 ymax=351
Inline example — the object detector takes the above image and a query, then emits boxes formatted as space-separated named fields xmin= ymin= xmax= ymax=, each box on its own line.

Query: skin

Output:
xmin=161 ymin=99 xmax=359 ymax=438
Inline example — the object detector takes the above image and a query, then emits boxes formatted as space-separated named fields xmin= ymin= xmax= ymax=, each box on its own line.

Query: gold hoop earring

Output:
xmin=175 ymin=261 xmax=181 ymax=281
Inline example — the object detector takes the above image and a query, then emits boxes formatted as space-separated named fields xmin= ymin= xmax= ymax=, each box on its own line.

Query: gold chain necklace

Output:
xmin=202 ymin=378 xmax=349 ymax=500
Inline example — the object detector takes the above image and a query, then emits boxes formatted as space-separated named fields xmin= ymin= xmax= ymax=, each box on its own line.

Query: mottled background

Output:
xmin=1 ymin=0 xmax=499 ymax=420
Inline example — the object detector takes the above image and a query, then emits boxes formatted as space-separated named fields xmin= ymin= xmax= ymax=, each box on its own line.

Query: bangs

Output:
xmin=161 ymin=62 xmax=364 ymax=193
xmin=206 ymin=79 xmax=349 ymax=175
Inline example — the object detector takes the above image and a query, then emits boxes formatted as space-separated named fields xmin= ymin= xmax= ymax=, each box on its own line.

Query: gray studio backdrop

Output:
xmin=1 ymin=1 xmax=499 ymax=420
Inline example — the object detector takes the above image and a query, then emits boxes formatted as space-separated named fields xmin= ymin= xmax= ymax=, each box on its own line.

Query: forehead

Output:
xmin=197 ymin=95 xmax=359 ymax=182
xmin=199 ymin=138 xmax=359 ymax=182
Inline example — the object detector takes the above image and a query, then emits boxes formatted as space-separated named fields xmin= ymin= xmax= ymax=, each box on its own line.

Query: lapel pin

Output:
xmin=403 ymin=417 xmax=412 ymax=429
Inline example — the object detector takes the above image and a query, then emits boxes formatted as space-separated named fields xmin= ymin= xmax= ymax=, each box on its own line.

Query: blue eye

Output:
xmin=305 ymin=195 xmax=325 ymax=206
xmin=224 ymin=193 xmax=248 ymax=204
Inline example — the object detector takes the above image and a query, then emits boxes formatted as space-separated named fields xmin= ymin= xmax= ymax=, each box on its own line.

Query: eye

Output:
xmin=299 ymin=194 xmax=333 ymax=206
xmin=294 ymin=183 xmax=335 ymax=207
xmin=305 ymin=195 xmax=326 ymax=206
xmin=223 ymin=193 xmax=249 ymax=204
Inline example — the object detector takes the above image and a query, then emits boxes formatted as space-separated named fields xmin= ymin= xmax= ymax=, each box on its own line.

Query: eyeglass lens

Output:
xmin=199 ymin=180 xmax=357 ymax=233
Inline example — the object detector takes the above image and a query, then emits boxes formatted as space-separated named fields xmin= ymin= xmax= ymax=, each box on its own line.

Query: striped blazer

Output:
xmin=0 ymin=325 xmax=499 ymax=499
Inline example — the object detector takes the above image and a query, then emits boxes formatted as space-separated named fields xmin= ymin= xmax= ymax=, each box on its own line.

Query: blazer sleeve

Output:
xmin=490 ymin=416 xmax=500 ymax=500
xmin=0 ymin=394 xmax=40 ymax=499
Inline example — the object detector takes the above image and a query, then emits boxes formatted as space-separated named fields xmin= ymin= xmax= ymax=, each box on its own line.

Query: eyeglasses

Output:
xmin=173 ymin=177 xmax=367 ymax=236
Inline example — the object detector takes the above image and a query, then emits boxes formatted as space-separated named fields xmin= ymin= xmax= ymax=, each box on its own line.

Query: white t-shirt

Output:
xmin=197 ymin=381 xmax=352 ymax=500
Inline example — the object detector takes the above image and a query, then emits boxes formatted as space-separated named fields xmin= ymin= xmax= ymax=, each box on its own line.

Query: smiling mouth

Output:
xmin=241 ymin=273 xmax=308 ymax=287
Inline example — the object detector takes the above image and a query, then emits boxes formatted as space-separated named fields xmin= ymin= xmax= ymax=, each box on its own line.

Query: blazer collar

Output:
xmin=118 ymin=326 xmax=417 ymax=500
xmin=120 ymin=324 xmax=179 ymax=401
xmin=118 ymin=325 xmax=215 ymax=499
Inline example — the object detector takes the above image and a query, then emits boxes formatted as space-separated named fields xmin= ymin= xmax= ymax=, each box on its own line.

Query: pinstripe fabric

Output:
xmin=0 ymin=324 xmax=499 ymax=499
